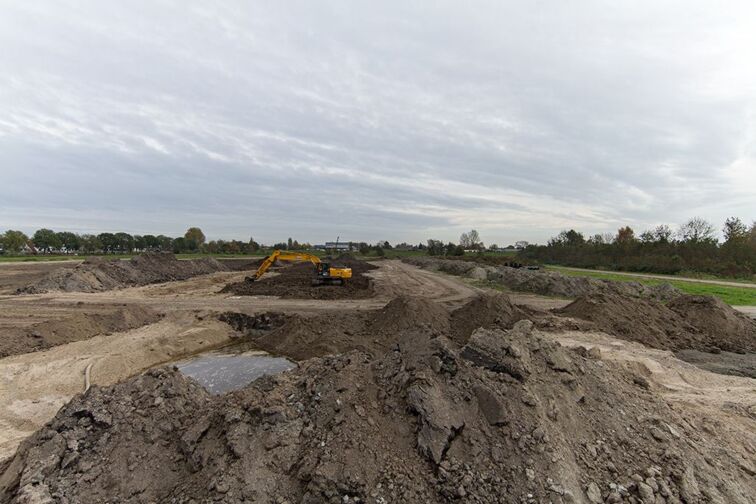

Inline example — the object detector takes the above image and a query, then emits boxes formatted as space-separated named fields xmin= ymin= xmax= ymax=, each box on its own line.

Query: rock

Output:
xmin=473 ymin=385 xmax=508 ymax=426
xmin=586 ymin=482 xmax=602 ymax=503
xmin=637 ymin=481 xmax=654 ymax=501
xmin=461 ymin=323 xmax=534 ymax=381
xmin=407 ymin=382 xmax=464 ymax=465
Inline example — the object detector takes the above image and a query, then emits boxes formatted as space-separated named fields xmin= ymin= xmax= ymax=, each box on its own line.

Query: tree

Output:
xmin=723 ymin=217 xmax=748 ymax=244
xmin=143 ymin=235 xmax=160 ymax=250
xmin=615 ymin=226 xmax=636 ymax=245
xmin=157 ymin=235 xmax=173 ymax=251
xmin=79 ymin=234 xmax=102 ymax=253
xmin=133 ymin=235 xmax=146 ymax=251
xmin=653 ymin=225 xmax=673 ymax=243
xmin=55 ymin=231 xmax=80 ymax=252
xmin=97 ymin=233 xmax=117 ymax=253
xmin=172 ymin=237 xmax=187 ymax=253
xmin=678 ymin=217 xmax=716 ymax=243
xmin=426 ymin=239 xmax=444 ymax=256
xmin=514 ymin=240 xmax=529 ymax=249
xmin=114 ymin=232 xmax=134 ymax=252
xmin=248 ymin=237 xmax=260 ymax=252
xmin=32 ymin=229 xmax=62 ymax=253
xmin=287 ymin=237 xmax=293 ymax=250
xmin=184 ymin=227 xmax=205 ymax=252
xmin=459 ymin=229 xmax=482 ymax=250
xmin=2 ymin=230 xmax=29 ymax=253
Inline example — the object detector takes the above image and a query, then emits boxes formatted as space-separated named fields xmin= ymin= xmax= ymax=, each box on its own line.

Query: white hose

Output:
xmin=84 ymin=363 xmax=93 ymax=392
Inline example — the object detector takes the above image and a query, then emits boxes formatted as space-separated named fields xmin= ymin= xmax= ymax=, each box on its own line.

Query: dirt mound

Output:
xmin=668 ymin=295 xmax=756 ymax=352
xmin=221 ymin=258 xmax=377 ymax=299
xmin=0 ymin=305 xmax=162 ymax=358
xmin=18 ymin=253 xmax=229 ymax=293
xmin=4 ymin=321 xmax=754 ymax=503
xmin=218 ymin=296 xmax=451 ymax=360
xmin=450 ymin=292 xmax=530 ymax=344
xmin=367 ymin=295 xmax=450 ymax=337
xmin=404 ymin=257 xmax=681 ymax=301
xmin=559 ymin=293 xmax=756 ymax=353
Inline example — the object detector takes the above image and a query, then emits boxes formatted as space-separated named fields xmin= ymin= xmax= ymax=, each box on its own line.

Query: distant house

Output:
xmin=324 ymin=241 xmax=351 ymax=251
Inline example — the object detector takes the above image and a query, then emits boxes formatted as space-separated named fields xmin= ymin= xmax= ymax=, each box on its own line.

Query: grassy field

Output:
xmin=548 ymin=266 xmax=756 ymax=306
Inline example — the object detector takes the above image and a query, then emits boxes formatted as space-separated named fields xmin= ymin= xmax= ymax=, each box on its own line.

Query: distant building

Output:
xmin=324 ymin=241 xmax=351 ymax=251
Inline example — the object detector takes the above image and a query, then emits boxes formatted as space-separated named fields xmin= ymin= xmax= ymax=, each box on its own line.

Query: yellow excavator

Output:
xmin=248 ymin=250 xmax=352 ymax=286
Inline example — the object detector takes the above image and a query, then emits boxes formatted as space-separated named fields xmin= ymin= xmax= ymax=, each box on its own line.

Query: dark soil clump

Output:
xmin=221 ymin=258 xmax=377 ymax=300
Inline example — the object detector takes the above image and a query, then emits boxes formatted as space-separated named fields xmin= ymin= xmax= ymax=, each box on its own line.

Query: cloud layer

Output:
xmin=1 ymin=1 xmax=754 ymax=244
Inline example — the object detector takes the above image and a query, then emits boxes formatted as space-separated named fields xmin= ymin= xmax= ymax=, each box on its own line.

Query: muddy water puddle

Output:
xmin=175 ymin=345 xmax=295 ymax=394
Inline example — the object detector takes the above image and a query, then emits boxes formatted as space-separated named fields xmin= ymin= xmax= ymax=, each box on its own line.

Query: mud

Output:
xmin=221 ymin=258 xmax=377 ymax=300
xmin=18 ymin=253 xmax=230 ymax=293
xmin=675 ymin=349 xmax=756 ymax=379
xmin=0 ymin=305 xmax=162 ymax=358
xmin=404 ymin=257 xmax=681 ymax=300
xmin=560 ymin=293 xmax=756 ymax=353
xmin=3 ymin=316 xmax=754 ymax=503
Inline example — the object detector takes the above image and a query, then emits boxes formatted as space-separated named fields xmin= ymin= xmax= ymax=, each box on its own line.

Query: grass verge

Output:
xmin=548 ymin=266 xmax=756 ymax=306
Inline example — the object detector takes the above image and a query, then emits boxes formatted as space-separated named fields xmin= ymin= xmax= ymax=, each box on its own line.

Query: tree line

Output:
xmin=518 ymin=217 xmax=756 ymax=277
xmin=0 ymin=227 xmax=262 ymax=255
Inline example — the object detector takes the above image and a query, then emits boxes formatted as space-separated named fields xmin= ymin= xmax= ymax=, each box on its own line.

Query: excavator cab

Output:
xmin=312 ymin=261 xmax=352 ymax=286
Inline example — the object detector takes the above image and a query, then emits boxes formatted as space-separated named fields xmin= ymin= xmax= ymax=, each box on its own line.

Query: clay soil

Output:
xmin=221 ymin=258 xmax=378 ymax=300
xmin=1 ymin=256 xmax=755 ymax=504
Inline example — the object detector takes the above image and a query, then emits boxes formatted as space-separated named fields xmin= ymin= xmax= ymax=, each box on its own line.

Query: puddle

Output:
xmin=175 ymin=348 xmax=295 ymax=394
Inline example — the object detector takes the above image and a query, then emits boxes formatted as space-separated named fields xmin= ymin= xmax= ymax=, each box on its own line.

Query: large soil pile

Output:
xmin=221 ymin=257 xmax=377 ymax=300
xmin=3 ymin=319 xmax=754 ymax=503
xmin=559 ymin=293 xmax=756 ymax=353
xmin=404 ymin=257 xmax=680 ymax=301
xmin=449 ymin=292 xmax=530 ymax=345
xmin=0 ymin=305 xmax=162 ymax=358
xmin=18 ymin=253 xmax=230 ymax=293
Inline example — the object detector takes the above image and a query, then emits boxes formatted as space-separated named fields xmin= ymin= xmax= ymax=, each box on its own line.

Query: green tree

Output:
xmin=723 ymin=217 xmax=748 ymax=244
xmin=143 ymin=235 xmax=159 ymax=250
xmin=79 ymin=234 xmax=102 ymax=253
xmin=32 ymin=228 xmax=62 ymax=253
xmin=172 ymin=237 xmax=187 ymax=253
xmin=113 ymin=232 xmax=134 ymax=252
xmin=184 ymin=227 xmax=206 ymax=251
xmin=97 ymin=233 xmax=117 ymax=253
xmin=2 ymin=230 xmax=29 ymax=253
xmin=56 ymin=231 xmax=80 ymax=252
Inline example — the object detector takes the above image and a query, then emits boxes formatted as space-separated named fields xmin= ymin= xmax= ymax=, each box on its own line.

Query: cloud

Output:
xmin=0 ymin=0 xmax=754 ymax=245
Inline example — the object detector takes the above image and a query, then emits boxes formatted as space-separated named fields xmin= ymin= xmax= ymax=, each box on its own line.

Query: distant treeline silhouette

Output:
xmin=518 ymin=217 xmax=756 ymax=277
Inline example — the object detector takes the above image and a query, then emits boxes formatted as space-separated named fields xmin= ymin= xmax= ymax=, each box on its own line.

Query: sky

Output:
xmin=1 ymin=1 xmax=754 ymax=246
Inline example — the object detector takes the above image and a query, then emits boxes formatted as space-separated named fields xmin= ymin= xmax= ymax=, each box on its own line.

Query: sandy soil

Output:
xmin=0 ymin=261 xmax=80 ymax=294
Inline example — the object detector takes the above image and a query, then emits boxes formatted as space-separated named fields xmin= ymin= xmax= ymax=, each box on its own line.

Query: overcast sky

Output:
xmin=1 ymin=1 xmax=754 ymax=245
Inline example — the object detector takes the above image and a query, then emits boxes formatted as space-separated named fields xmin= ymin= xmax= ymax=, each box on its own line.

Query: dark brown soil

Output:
xmin=450 ymin=293 xmax=530 ymax=345
xmin=18 ymin=253 xmax=230 ymax=293
xmin=559 ymin=293 xmax=756 ymax=353
xmin=4 ymin=316 xmax=754 ymax=503
xmin=221 ymin=258 xmax=377 ymax=300
xmin=0 ymin=305 xmax=162 ymax=358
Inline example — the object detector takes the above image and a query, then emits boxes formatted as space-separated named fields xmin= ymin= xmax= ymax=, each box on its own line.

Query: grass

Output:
xmin=548 ymin=266 xmax=756 ymax=306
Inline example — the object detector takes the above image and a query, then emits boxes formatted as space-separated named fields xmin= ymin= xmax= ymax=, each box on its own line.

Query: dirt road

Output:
xmin=553 ymin=265 xmax=756 ymax=289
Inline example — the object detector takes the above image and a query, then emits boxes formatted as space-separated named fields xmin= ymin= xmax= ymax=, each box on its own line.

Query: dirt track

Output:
xmin=1 ymin=258 xmax=755 ymax=499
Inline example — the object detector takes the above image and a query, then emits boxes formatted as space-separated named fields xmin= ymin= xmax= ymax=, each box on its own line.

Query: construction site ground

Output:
xmin=0 ymin=257 xmax=754 ymax=503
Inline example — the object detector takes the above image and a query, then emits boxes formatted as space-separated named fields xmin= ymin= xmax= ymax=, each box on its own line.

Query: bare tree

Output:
xmin=678 ymin=217 xmax=716 ymax=243
xmin=459 ymin=229 xmax=482 ymax=249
